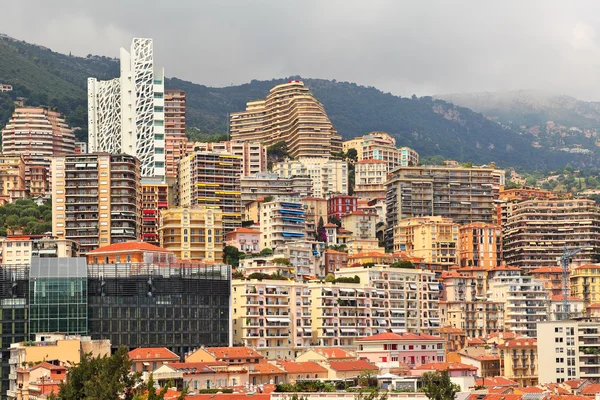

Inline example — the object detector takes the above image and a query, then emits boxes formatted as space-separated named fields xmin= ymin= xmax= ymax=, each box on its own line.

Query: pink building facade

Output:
xmin=225 ymin=228 xmax=261 ymax=253
xmin=356 ymin=332 xmax=446 ymax=369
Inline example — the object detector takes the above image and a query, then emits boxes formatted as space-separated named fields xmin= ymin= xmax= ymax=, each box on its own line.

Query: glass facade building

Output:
xmin=29 ymin=258 xmax=88 ymax=335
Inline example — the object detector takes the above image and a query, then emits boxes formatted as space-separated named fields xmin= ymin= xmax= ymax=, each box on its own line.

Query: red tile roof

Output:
xmin=415 ymin=362 xmax=477 ymax=372
xmin=501 ymin=338 xmax=537 ymax=348
xmin=343 ymin=211 xmax=378 ymax=217
xmin=227 ymin=228 xmax=260 ymax=235
xmin=169 ymin=361 xmax=226 ymax=374
xmin=574 ymin=264 xmax=600 ymax=270
xmin=357 ymin=332 xmax=442 ymax=342
xmin=312 ymin=347 xmax=355 ymax=359
xmin=530 ymin=266 xmax=563 ymax=274
xmin=324 ymin=223 xmax=338 ymax=228
xmin=587 ymin=303 xmax=600 ymax=309
xmin=205 ymin=346 xmax=263 ymax=360
xmin=328 ymin=360 xmax=378 ymax=372
xmin=439 ymin=326 xmax=466 ymax=334
xmin=580 ymin=383 xmax=600 ymax=395
xmin=356 ymin=159 xmax=386 ymax=164
xmin=467 ymin=338 xmax=486 ymax=345
xmin=564 ymin=379 xmax=590 ymax=389
xmin=551 ymin=295 xmax=583 ymax=301
xmin=489 ymin=265 xmax=521 ymax=271
xmin=519 ymin=387 xmax=544 ymax=393
xmin=128 ymin=347 xmax=180 ymax=361
xmin=250 ymin=362 xmax=285 ymax=375
xmin=475 ymin=376 xmax=519 ymax=387
xmin=89 ymin=241 xmax=170 ymax=254
xmin=277 ymin=360 xmax=328 ymax=374
xmin=30 ymin=362 xmax=67 ymax=372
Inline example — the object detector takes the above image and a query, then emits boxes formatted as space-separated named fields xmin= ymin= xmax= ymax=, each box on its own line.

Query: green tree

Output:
xmin=260 ymin=248 xmax=274 ymax=256
xmin=317 ymin=216 xmax=327 ymax=242
xmin=421 ymin=370 xmax=460 ymax=400
xmin=346 ymin=148 xmax=358 ymax=162
xmin=324 ymin=273 xmax=335 ymax=282
xmin=56 ymin=346 xmax=141 ymax=400
xmin=390 ymin=261 xmax=416 ymax=269
xmin=223 ymin=245 xmax=243 ymax=267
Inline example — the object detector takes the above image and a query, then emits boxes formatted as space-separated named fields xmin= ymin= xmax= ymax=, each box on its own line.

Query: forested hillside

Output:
xmin=0 ymin=34 xmax=595 ymax=170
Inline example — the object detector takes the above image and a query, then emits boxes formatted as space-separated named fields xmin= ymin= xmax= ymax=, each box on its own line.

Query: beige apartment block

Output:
xmin=354 ymin=160 xmax=388 ymax=199
xmin=0 ymin=236 xmax=79 ymax=265
xmin=342 ymin=131 xmax=418 ymax=170
xmin=503 ymin=199 xmax=600 ymax=271
xmin=393 ymin=216 xmax=459 ymax=266
xmin=190 ymin=141 xmax=267 ymax=177
xmin=230 ymin=80 xmax=342 ymax=158
xmin=341 ymin=211 xmax=378 ymax=240
xmin=0 ymin=154 xmax=26 ymax=204
xmin=259 ymin=198 xmax=306 ymax=250
xmin=499 ymin=338 xmax=538 ymax=387
xmin=159 ymin=206 xmax=223 ymax=262
xmin=302 ymin=197 xmax=328 ymax=236
xmin=241 ymin=172 xmax=312 ymax=203
xmin=231 ymin=279 xmax=313 ymax=359
xmin=51 ymin=153 xmax=141 ymax=254
xmin=2 ymin=108 xmax=76 ymax=196
xmin=439 ymin=301 xmax=504 ymax=338
xmin=273 ymin=158 xmax=349 ymax=198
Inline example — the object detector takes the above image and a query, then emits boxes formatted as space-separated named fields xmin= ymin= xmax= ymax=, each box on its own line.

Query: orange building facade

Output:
xmin=164 ymin=90 xmax=187 ymax=179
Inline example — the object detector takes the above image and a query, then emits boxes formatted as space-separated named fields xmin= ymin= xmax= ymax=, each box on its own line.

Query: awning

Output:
xmin=340 ymin=328 xmax=357 ymax=333
xmin=266 ymin=318 xmax=278 ymax=322
xmin=87 ymin=163 xmax=97 ymax=167
xmin=75 ymin=163 xmax=86 ymax=168
xmin=278 ymin=318 xmax=291 ymax=323
xmin=429 ymin=283 xmax=439 ymax=291
xmin=356 ymin=289 xmax=365 ymax=293
xmin=143 ymin=362 xmax=150 ymax=366
xmin=37 ymin=249 xmax=57 ymax=255
xmin=303 ymin=327 xmax=312 ymax=333
xmin=340 ymin=288 xmax=355 ymax=293
xmin=409 ymin=283 xmax=417 ymax=290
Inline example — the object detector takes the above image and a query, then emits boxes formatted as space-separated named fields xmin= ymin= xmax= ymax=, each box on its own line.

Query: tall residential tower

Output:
xmin=88 ymin=38 xmax=166 ymax=179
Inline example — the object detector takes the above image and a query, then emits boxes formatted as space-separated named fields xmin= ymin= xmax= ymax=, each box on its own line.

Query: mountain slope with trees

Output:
xmin=0 ymin=34 xmax=594 ymax=170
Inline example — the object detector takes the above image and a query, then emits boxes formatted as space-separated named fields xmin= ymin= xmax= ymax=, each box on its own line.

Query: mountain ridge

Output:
xmin=0 ymin=35 xmax=595 ymax=170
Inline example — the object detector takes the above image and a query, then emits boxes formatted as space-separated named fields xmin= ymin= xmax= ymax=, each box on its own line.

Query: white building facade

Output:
xmin=88 ymin=38 xmax=166 ymax=179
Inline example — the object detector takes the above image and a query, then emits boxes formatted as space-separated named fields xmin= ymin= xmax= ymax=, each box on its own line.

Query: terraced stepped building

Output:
xmin=229 ymin=80 xmax=342 ymax=158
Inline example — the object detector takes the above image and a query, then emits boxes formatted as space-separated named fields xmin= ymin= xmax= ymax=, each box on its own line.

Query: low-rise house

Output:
xmin=439 ymin=326 xmax=467 ymax=353
xmin=410 ymin=362 xmax=477 ymax=391
xmin=129 ymin=347 xmax=180 ymax=374
xmin=325 ymin=360 xmax=378 ymax=380
xmin=186 ymin=347 xmax=263 ymax=366
xmin=275 ymin=360 xmax=328 ymax=383
xmin=450 ymin=350 xmax=501 ymax=377
xmin=295 ymin=348 xmax=356 ymax=363
xmin=153 ymin=361 xmax=249 ymax=391
xmin=249 ymin=362 xmax=286 ymax=385
xmin=13 ymin=362 xmax=66 ymax=400
xmin=226 ymin=228 xmax=261 ymax=253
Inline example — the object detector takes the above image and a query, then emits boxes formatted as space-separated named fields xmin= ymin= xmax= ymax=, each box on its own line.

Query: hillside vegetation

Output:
xmin=0 ymin=35 xmax=595 ymax=170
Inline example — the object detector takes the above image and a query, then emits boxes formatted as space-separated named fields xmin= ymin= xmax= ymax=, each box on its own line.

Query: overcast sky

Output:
xmin=4 ymin=1 xmax=600 ymax=100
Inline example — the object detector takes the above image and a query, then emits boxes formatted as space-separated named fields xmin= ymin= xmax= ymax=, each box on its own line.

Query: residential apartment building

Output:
xmin=440 ymin=270 xmax=488 ymax=302
xmin=439 ymin=301 xmax=504 ymax=339
xmin=354 ymin=160 xmax=388 ymax=199
xmin=241 ymin=172 xmax=312 ymax=203
xmin=164 ymin=90 xmax=187 ymax=179
xmin=230 ymin=80 xmax=342 ymax=158
xmin=356 ymin=332 xmax=446 ymax=369
xmin=273 ymin=158 xmax=348 ymax=198
xmin=231 ymin=279 xmax=313 ymax=359
xmin=1 ymin=107 xmax=76 ymax=196
xmin=488 ymin=274 xmax=549 ymax=337
xmin=191 ymin=141 xmax=267 ymax=177
xmin=342 ymin=131 xmax=419 ymax=169
xmin=88 ymin=38 xmax=166 ymax=179
xmin=503 ymin=199 xmax=600 ymax=270
xmin=531 ymin=266 xmax=565 ymax=298
xmin=341 ymin=211 xmax=378 ymax=240
xmin=141 ymin=179 xmax=169 ymax=246
xmin=499 ymin=338 xmax=538 ymax=387
xmin=302 ymin=197 xmax=328 ymax=236
xmin=392 ymin=216 xmax=459 ymax=267
xmin=385 ymin=165 xmax=503 ymax=249
xmin=51 ymin=153 xmax=141 ymax=254
xmin=159 ymin=206 xmax=224 ymax=262
xmin=260 ymin=198 xmax=306 ymax=250
xmin=7 ymin=334 xmax=110 ymax=399
xmin=571 ymin=265 xmax=600 ymax=307
xmin=178 ymin=151 xmax=242 ymax=235
xmin=0 ymin=154 xmax=26 ymax=204
xmin=327 ymin=195 xmax=358 ymax=220
xmin=438 ymin=326 xmax=467 ymax=353
xmin=538 ymin=319 xmax=600 ymax=384
xmin=0 ymin=84 xmax=12 ymax=92
xmin=226 ymin=228 xmax=260 ymax=253
xmin=458 ymin=222 xmax=502 ymax=269
xmin=0 ymin=235 xmax=79 ymax=265
xmin=277 ymin=240 xmax=325 ymax=278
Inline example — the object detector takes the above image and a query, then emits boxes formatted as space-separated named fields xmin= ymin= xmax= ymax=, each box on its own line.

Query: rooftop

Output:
xmin=357 ymin=332 xmax=442 ymax=342
xmin=328 ymin=360 xmax=378 ymax=372
xmin=128 ymin=347 xmax=180 ymax=361
xmin=205 ymin=346 xmax=263 ymax=360
xmin=415 ymin=362 xmax=477 ymax=371
xmin=89 ymin=241 xmax=170 ymax=254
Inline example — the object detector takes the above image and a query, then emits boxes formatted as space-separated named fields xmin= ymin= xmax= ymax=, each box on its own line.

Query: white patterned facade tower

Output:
xmin=88 ymin=38 xmax=165 ymax=179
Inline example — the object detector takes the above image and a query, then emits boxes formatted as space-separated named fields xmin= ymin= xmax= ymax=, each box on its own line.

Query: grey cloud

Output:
xmin=3 ymin=0 xmax=600 ymax=100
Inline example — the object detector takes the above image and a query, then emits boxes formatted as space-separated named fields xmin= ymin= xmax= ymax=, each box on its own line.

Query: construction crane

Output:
xmin=559 ymin=245 xmax=590 ymax=320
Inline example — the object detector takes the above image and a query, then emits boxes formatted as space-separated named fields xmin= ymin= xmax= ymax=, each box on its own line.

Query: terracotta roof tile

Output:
xmin=518 ymin=387 xmax=544 ymax=393
xmin=205 ymin=346 xmax=263 ymax=360
xmin=128 ymin=347 xmax=180 ymax=361
xmin=328 ymin=360 xmax=378 ymax=372
xmin=250 ymin=362 xmax=285 ymax=375
xmin=438 ymin=326 xmax=466 ymax=334
xmin=277 ymin=360 xmax=328 ymax=374
xmin=530 ymin=267 xmax=563 ymax=274
xmin=587 ymin=303 xmax=600 ymax=309
xmin=415 ymin=362 xmax=477 ymax=371
xmin=502 ymin=338 xmax=537 ymax=348
xmin=169 ymin=361 xmax=226 ymax=374
xmin=312 ymin=348 xmax=355 ymax=359
xmin=580 ymin=383 xmax=600 ymax=395
xmin=89 ymin=241 xmax=170 ymax=254
xmin=475 ymin=376 xmax=519 ymax=387
xmin=357 ymin=332 xmax=443 ymax=342
xmin=29 ymin=362 xmax=67 ymax=372
xmin=551 ymin=295 xmax=583 ymax=301
xmin=564 ymin=379 xmax=587 ymax=389
xmin=467 ymin=338 xmax=486 ymax=345
xmin=227 ymin=228 xmax=260 ymax=235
